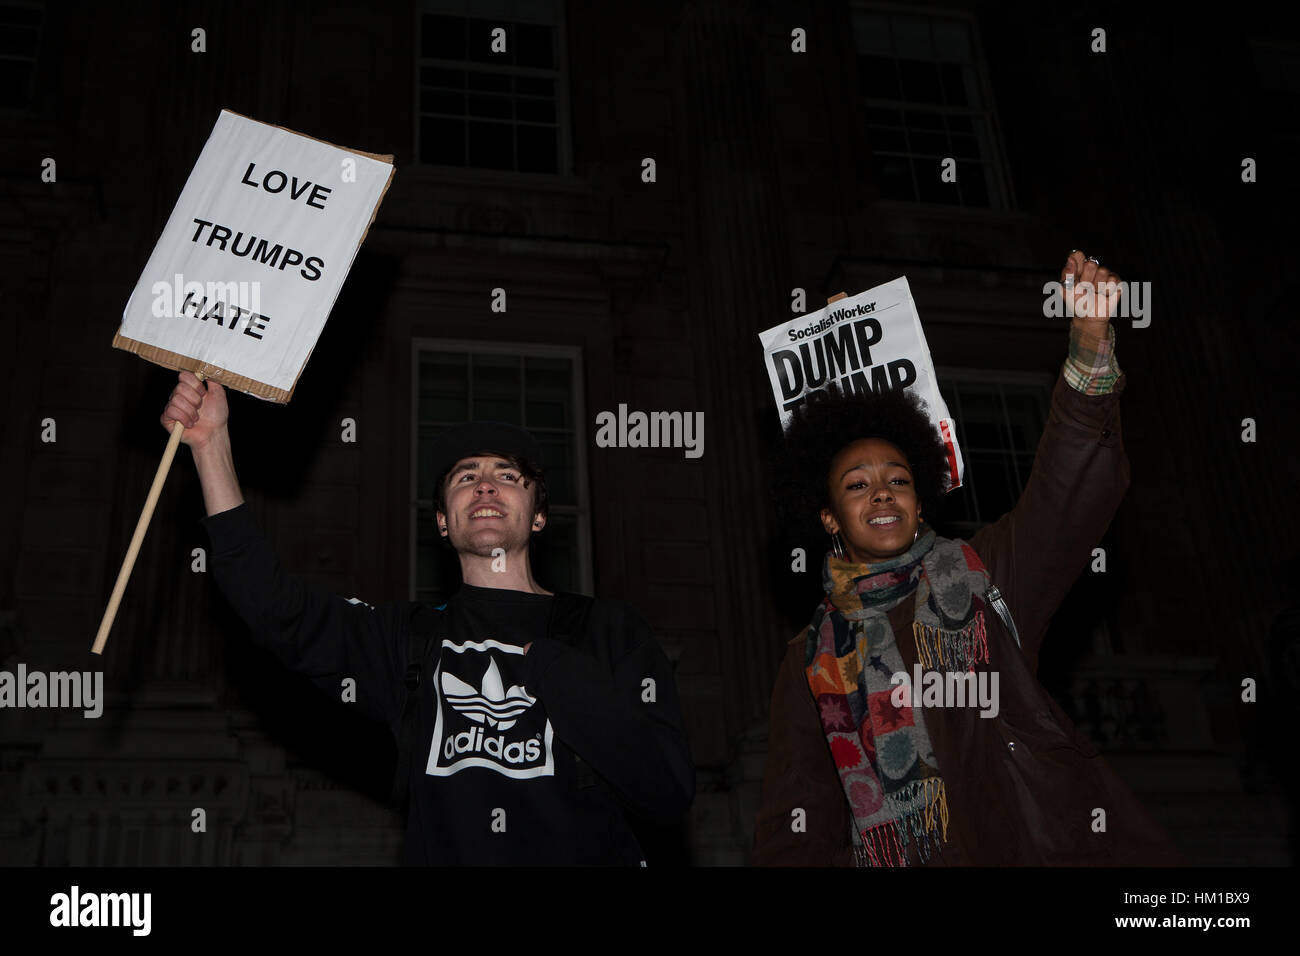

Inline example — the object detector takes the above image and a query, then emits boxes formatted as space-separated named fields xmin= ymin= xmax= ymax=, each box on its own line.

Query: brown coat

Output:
xmin=751 ymin=372 xmax=1183 ymax=866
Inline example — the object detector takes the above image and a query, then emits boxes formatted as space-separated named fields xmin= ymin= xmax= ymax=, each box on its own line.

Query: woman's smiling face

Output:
xmin=820 ymin=437 xmax=921 ymax=563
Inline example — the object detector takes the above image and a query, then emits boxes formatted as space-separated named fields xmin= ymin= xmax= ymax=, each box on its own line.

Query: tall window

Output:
xmin=853 ymin=7 xmax=1009 ymax=207
xmin=0 ymin=2 xmax=43 ymax=110
xmin=936 ymin=371 xmax=1051 ymax=533
xmin=411 ymin=340 xmax=591 ymax=604
xmin=1251 ymin=40 xmax=1300 ymax=150
xmin=417 ymin=0 xmax=567 ymax=173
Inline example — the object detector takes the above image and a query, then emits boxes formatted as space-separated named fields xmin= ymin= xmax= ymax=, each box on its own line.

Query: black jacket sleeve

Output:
xmin=202 ymin=503 xmax=409 ymax=726
xmin=522 ymin=602 xmax=695 ymax=824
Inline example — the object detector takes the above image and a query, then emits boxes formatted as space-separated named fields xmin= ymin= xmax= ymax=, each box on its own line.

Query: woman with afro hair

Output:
xmin=751 ymin=251 xmax=1181 ymax=866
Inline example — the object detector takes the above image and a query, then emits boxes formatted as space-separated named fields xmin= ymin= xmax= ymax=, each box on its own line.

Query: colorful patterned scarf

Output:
xmin=804 ymin=526 xmax=992 ymax=866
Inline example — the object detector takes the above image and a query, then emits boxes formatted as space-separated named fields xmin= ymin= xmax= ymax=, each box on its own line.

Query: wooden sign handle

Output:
xmin=92 ymin=371 xmax=206 ymax=655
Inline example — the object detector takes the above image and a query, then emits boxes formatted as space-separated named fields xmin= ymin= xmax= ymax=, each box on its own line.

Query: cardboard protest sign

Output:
xmin=757 ymin=277 xmax=965 ymax=490
xmin=113 ymin=109 xmax=395 ymax=402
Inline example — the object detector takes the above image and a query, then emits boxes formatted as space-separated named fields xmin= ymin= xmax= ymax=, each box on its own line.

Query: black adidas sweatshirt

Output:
xmin=202 ymin=503 xmax=695 ymax=865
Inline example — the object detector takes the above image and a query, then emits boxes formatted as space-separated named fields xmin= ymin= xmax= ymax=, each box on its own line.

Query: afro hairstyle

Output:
xmin=773 ymin=385 xmax=951 ymax=539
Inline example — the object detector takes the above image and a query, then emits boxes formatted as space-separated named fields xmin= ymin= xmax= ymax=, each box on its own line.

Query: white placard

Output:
xmin=114 ymin=109 xmax=394 ymax=402
xmin=757 ymin=277 xmax=965 ymax=490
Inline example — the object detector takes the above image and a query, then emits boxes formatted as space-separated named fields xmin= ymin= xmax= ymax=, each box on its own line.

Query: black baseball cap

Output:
xmin=429 ymin=421 xmax=545 ymax=495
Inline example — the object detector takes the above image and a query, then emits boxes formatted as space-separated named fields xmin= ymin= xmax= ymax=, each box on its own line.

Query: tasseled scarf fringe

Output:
xmin=913 ymin=609 xmax=989 ymax=671
xmin=854 ymin=778 xmax=950 ymax=867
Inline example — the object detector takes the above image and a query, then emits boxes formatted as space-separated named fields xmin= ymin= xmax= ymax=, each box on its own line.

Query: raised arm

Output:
xmin=163 ymin=371 xmax=407 ymax=724
xmin=161 ymin=371 xmax=244 ymax=517
xmin=969 ymin=251 xmax=1129 ymax=673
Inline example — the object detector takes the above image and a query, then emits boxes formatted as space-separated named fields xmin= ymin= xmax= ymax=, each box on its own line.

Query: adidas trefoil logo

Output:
xmin=441 ymin=658 xmax=535 ymax=731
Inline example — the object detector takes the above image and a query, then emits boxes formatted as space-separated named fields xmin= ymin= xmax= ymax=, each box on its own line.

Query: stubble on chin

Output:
xmin=450 ymin=523 xmax=528 ymax=558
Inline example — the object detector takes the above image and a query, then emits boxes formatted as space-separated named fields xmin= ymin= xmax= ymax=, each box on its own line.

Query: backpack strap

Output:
xmin=545 ymin=592 xmax=598 ymax=790
xmin=391 ymin=602 xmax=445 ymax=809
xmin=547 ymin=591 xmax=595 ymax=649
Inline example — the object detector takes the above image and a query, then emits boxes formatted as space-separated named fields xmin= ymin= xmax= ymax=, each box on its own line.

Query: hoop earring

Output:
xmin=831 ymin=532 xmax=846 ymax=560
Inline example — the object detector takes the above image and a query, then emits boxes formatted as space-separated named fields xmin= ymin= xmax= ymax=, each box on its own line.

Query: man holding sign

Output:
xmin=161 ymin=373 xmax=694 ymax=865
xmin=94 ymin=111 xmax=397 ymax=658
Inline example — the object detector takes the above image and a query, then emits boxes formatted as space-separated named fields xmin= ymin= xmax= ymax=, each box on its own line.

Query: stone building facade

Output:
xmin=1 ymin=1 xmax=1295 ymax=865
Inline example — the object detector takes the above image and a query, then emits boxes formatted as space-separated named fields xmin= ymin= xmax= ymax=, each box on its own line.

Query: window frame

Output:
xmin=412 ymin=0 xmax=572 ymax=176
xmin=409 ymin=337 xmax=593 ymax=601
xmin=851 ymin=1 xmax=1017 ymax=209
xmin=934 ymin=365 xmax=1054 ymax=534
xmin=0 ymin=0 xmax=45 ymax=113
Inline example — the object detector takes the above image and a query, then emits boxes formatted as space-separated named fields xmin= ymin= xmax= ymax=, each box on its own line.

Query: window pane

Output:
xmin=932 ymin=20 xmax=972 ymax=62
xmin=904 ymin=108 xmax=943 ymax=130
xmin=422 ymin=14 xmax=466 ymax=59
xmin=467 ymin=70 xmax=511 ymax=92
xmin=515 ymin=98 xmax=556 ymax=123
xmin=866 ymin=105 xmax=902 ymax=127
xmin=947 ymin=113 xmax=974 ymax=135
xmin=537 ymin=436 xmax=574 ymax=504
xmin=0 ymin=4 xmax=43 ymax=26
xmin=899 ymin=59 xmax=942 ymax=104
xmin=418 ymin=424 xmax=445 ymax=500
xmin=471 ymin=353 xmax=521 ymax=421
xmin=961 ymin=166 xmax=990 ymax=207
xmin=468 ymin=92 xmax=512 ymax=118
xmin=514 ymin=0 xmax=555 ymax=23
xmin=914 ymin=158 xmax=949 ymax=203
xmin=515 ymin=22 xmax=554 ymax=68
xmin=854 ymin=12 xmax=892 ymax=55
xmin=420 ymin=352 xmax=469 ymax=421
xmin=417 ymin=520 xmax=443 ymax=590
xmin=938 ymin=380 xmax=1048 ymax=523
xmin=515 ymin=76 xmax=554 ymax=96
xmin=467 ymin=120 xmax=514 ymax=169
xmin=516 ymin=124 xmax=558 ymax=173
xmin=859 ymin=54 xmax=900 ymax=100
xmin=890 ymin=16 xmax=932 ymax=58
xmin=425 ymin=89 xmax=465 ymax=115
xmin=958 ymin=65 xmax=982 ymax=109
xmin=0 ymin=24 xmax=38 ymax=55
xmin=524 ymin=356 xmax=571 ymax=428
xmin=0 ymin=59 xmax=31 ymax=108
xmin=1003 ymin=394 xmax=1043 ymax=447
xmin=947 ymin=489 xmax=976 ymax=524
xmin=532 ymin=515 xmax=578 ymax=593
xmin=422 ymin=116 xmax=466 ymax=165
xmin=873 ymin=154 xmax=914 ymax=200
xmin=466 ymin=18 xmax=499 ymax=62
xmin=869 ymin=125 xmax=908 ymax=153
xmin=949 ymin=132 xmax=979 ymax=160
xmin=910 ymin=130 xmax=947 ymax=157
xmin=421 ymin=65 xmax=464 ymax=88
xmin=940 ymin=63 xmax=968 ymax=107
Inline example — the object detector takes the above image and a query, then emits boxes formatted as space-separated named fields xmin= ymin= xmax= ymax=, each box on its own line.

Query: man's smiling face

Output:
xmin=437 ymin=454 xmax=545 ymax=557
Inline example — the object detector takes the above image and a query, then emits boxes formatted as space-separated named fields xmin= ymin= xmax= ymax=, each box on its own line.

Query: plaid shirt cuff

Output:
xmin=1063 ymin=321 xmax=1121 ymax=395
